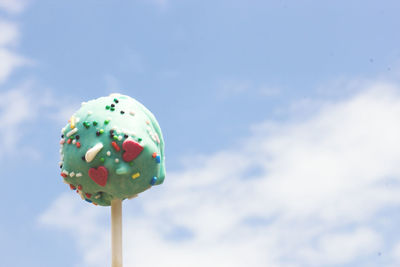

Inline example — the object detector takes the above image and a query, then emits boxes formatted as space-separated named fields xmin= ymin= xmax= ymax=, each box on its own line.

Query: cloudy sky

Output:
xmin=1 ymin=0 xmax=400 ymax=266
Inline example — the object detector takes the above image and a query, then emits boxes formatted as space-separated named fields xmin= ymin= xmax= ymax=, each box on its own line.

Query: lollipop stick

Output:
xmin=111 ymin=199 xmax=123 ymax=267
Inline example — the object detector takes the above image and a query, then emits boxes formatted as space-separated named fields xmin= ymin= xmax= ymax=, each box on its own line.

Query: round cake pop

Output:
xmin=59 ymin=93 xmax=165 ymax=206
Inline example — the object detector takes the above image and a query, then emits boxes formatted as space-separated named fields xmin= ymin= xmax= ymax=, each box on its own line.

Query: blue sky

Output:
xmin=1 ymin=0 xmax=400 ymax=266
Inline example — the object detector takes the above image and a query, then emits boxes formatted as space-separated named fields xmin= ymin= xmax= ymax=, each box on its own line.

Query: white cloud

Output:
xmin=0 ymin=0 xmax=28 ymax=14
xmin=0 ymin=84 xmax=80 ymax=158
xmin=40 ymin=81 xmax=400 ymax=266
xmin=0 ymin=19 xmax=29 ymax=84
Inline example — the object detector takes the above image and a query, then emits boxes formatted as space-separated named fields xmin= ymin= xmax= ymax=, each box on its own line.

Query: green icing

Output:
xmin=60 ymin=94 xmax=165 ymax=206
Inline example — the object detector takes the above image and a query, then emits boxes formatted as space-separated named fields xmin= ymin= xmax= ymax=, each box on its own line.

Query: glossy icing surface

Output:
xmin=59 ymin=94 xmax=165 ymax=206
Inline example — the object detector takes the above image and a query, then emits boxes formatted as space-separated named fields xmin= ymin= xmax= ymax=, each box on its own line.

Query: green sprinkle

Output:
xmin=69 ymin=136 xmax=74 ymax=139
xmin=100 ymin=157 xmax=105 ymax=163
xmin=113 ymin=135 xmax=119 ymax=140
xmin=99 ymin=129 xmax=104 ymax=134
xmin=104 ymin=119 xmax=110 ymax=124
xmin=93 ymin=121 xmax=98 ymax=126
xmin=106 ymin=105 xmax=110 ymax=110
xmin=138 ymin=138 xmax=142 ymax=142
xmin=110 ymin=107 xmax=115 ymax=111
xmin=114 ymin=98 xmax=119 ymax=103
xmin=83 ymin=122 xmax=90 ymax=128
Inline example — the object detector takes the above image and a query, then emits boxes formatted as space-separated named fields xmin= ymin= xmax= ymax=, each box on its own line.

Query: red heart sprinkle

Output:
xmin=122 ymin=140 xmax=143 ymax=162
xmin=88 ymin=166 xmax=108 ymax=187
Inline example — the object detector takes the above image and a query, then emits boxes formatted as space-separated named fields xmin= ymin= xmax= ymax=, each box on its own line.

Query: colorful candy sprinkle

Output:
xmin=85 ymin=193 xmax=92 ymax=198
xmin=66 ymin=127 xmax=78 ymax=137
xmin=70 ymin=184 xmax=76 ymax=190
xmin=78 ymin=185 xmax=83 ymax=190
xmin=155 ymin=155 xmax=161 ymax=163
xmin=70 ymin=116 xmax=76 ymax=129
xmin=152 ymin=152 xmax=157 ymax=158
xmin=85 ymin=143 xmax=104 ymax=162
xmin=150 ymin=176 xmax=157 ymax=185
xmin=76 ymin=142 xmax=81 ymax=148
xmin=131 ymin=172 xmax=140 ymax=179
xmin=111 ymin=141 xmax=120 ymax=152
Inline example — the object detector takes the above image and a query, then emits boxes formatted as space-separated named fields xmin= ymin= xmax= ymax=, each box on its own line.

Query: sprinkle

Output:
xmin=85 ymin=193 xmax=92 ymax=198
xmin=76 ymin=142 xmax=81 ymax=148
xmin=150 ymin=176 xmax=157 ymax=185
xmin=85 ymin=143 xmax=104 ymax=162
xmin=70 ymin=184 xmax=76 ymax=190
xmin=131 ymin=172 xmax=140 ymax=179
xmin=76 ymin=173 xmax=82 ymax=177
xmin=107 ymin=151 xmax=111 ymax=156
xmin=93 ymin=203 xmax=98 ymax=206
xmin=78 ymin=185 xmax=83 ymax=190
xmin=120 ymin=111 xmax=125 ymax=114
xmin=129 ymin=111 xmax=135 ymax=116
xmin=93 ymin=121 xmax=98 ymax=126
xmin=113 ymin=135 xmax=119 ymax=140
xmin=66 ymin=127 xmax=78 ymax=137
xmin=152 ymin=152 xmax=157 ymax=158
xmin=67 ymin=139 xmax=72 ymax=144
xmin=60 ymin=139 xmax=65 ymax=145
xmin=111 ymin=104 xmax=115 ymax=108
xmin=155 ymin=155 xmax=161 ymax=163
xmin=61 ymin=172 xmax=67 ymax=178
xmin=70 ymin=116 xmax=76 ymax=129
xmin=81 ymin=156 xmax=86 ymax=161
xmin=124 ymin=134 xmax=128 ymax=139
xmin=96 ymin=131 xmax=100 ymax=136
xmin=76 ymin=135 xmax=80 ymax=140
xmin=99 ymin=129 xmax=104 ymax=134
xmin=104 ymin=119 xmax=110 ymax=124
xmin=110 ymin=107 xmax=115 ymax=111
xmin=106 ymin=105 xmax=110 ymax=110
xmin=95 ymin=194 xmax=101 ymax=199
xmin=72 ymin=139 xmax=76 ymax=145
xmin=70 ymin=172 xmax=75 ymax=177
xmin=100 ymin=157 xmax=105 ymax=162
xmin=111 ymin=141 xmax=120 ymax=151
xmin=114 ymin=98 xmax=119 ymax=103
xmin=146 ymin=120 xmax=150 ymax=125
xmin=60 ymin=164 xmax=63 ymax=169
xmin=138 ymin=138 xmax=142 ymax=142
xmin=118 ymin=135 xmax=122 ymax=141
xmin=115 ymin=158 xmax=119 ymax=163
xmin=85 ymin=199 xmax=92 ymax=203
xmin=61 ymin=134 xmax=64 ymax=138
xmin=59 ymin=161 xmax=63 ymax=166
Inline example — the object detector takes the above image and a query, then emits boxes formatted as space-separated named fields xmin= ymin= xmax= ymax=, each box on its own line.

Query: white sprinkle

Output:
xmin=61 ymin=127 xmax=66 ymax=133
xmin=85 ymin=143 xmax=104 ymax=162
xmin=107 ymin=151 xmax=111 ymax=156
xmin=70 ymin=172 xmax=75 ymax=177
xmin=76 ymin=173 xmax=82 ymax=177
xmin=58 ymin=161 xmax=63 ymax=166
xmin=72 ymin=139 xmax=76 ymax=145
xmin=118 ymin=136 xmax=122 ymax=141
xmin=88 ymin=111 xmax=93 ymax=115
xmin=146 ymin=120 xmax=150 ymax=125
xmin=115 ymin=158 xmax=119 ymax=163
xmin=66 ymin=127 xmax=78 ymax=137
xmin=62 ymin=170 xmax=69 ymax=175
xmin=95 ymin=194 xmax=101 ymax=199
xmin=129 ymin=111 xmax=135 ymax=116
xmin=76 ymin=117 xmax=80 ymax=122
